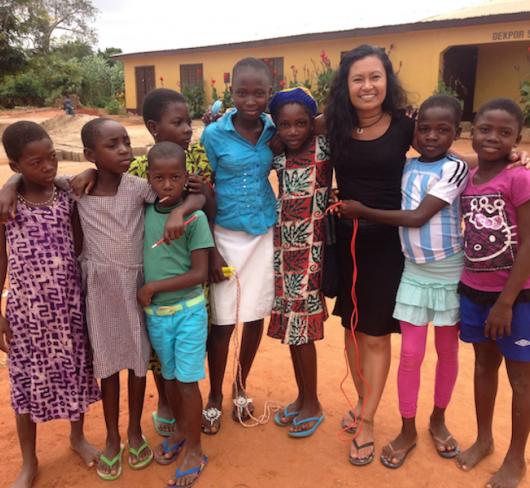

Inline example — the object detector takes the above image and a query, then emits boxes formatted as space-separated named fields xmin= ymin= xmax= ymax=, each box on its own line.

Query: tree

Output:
xmin=11 ymin=0 xmax=98 ymax=53
xmin=0 ymin=2 xmax=29 ymax=77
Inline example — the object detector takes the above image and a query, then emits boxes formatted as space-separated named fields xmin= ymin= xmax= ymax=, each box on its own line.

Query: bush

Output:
xmin=183 ymin=85 xmax=205 ymax=118
xmin=105 ymin=97 xmax=125 ymax=115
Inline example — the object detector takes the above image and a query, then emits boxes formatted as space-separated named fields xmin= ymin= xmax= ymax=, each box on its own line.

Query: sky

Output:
xmin=91 ymin=0 xmax=489 ymax=54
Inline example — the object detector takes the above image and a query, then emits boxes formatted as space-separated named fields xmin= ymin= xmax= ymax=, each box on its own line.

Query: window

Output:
xmin=180 ymin=64 xmax=203 ymax=90
xmin=261 ymin=57 xmax=284 ymax=91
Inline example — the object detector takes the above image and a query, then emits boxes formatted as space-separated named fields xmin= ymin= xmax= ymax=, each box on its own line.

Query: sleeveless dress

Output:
xmin=268 ymin=136 xmax=332 ymax=345
xmin=6 ymin=189 xmax=100 ymax=422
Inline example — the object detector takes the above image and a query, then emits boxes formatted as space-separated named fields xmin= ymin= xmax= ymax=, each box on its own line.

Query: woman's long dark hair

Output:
xmin=324 ymin=44 xmax=407 ymax=163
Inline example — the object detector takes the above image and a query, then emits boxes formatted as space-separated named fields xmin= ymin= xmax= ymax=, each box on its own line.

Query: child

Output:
xmin=77 ymin=118 xmax=204 ymax=480
xmin=338 ymin=95 xmax=468 ymax=467
xmin=139 ymin=141 xmax=213 ymax=487
xmin=456 ymin=99 xmax=530 ymax=488
xmin=0 ymin=121 xmax=100 ymax=487
xmin=200 ymin=57 xmax=276 ymax=434
xmin=128 ymin=88 xmax=214 ymax=438
xmin=267 ymin=87 xmax=331 ymax=437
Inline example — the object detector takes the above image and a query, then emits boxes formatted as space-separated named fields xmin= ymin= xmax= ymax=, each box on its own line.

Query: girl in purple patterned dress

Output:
xmin=0 ymin=121 xmax=100 ymax=488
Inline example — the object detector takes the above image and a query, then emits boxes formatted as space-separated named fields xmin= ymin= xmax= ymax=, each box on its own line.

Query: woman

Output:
xmin=324 ymin=44 xmax=412 ymax=466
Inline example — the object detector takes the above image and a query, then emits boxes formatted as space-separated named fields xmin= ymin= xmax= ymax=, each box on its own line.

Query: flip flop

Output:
xmin=152 ymin=411 xmax=176 ymax=437
xmin=155 ymin=438 xmax=186 ymax=465
xmin=274 ymin=405 xmax=300 ymax=427
xmin=97 ymin=444 xmax=124 ymax=481
xmin=288 ymin=415 xmax=325 ymax=438
xmin=128 ymin=436 xmax=153 ymax=470
xmin=201 ymin=407 xmax=222 ymax=435
xmin=380 ymin=442 xmax=416 ymax=469
xmin=349 ymin=438 xmax=375 ymax=466
xmin=429 ymin=430 xmax=460 ymax=459
xmin=167 ymin=455 xmax=208 ymax=488
xmin=341 ymin=410 xmax=358 ymax=434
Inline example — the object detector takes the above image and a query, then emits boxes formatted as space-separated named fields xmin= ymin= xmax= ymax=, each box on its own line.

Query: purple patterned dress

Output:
xmin=6 ymin=189 xmax=100 ymax=423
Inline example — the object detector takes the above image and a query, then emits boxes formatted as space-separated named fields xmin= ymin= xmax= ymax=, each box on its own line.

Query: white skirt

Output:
xmin=210 ymin=225 xmax=274 ymax=326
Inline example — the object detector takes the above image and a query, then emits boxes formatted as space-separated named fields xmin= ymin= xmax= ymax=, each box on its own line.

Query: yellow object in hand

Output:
xmin=222 ymin=266 xmax=235 ymax=278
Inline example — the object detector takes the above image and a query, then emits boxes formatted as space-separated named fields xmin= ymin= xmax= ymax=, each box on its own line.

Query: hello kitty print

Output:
xmin=461 ymin=193 xmax=516 ymax=272
xmin=460 ymin=166 xmax=530 ymax=293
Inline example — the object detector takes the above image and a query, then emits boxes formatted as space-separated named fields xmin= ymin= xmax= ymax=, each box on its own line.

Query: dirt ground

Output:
xmin=0 ymin=109 xmax=527 ymax=488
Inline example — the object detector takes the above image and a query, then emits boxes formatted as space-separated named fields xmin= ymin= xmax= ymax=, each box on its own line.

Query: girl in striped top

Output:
xmin=337 ymin=95 xmax=468 ymax=468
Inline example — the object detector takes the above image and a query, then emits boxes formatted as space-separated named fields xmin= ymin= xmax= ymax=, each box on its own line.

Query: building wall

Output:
xmin=473 ymin=40 xmax=529 ymax=110
xmin=122 ymin=18 xmax=530 ymax=112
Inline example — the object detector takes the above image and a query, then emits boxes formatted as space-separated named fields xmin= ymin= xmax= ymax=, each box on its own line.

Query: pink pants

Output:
xmin=398 ymin=321 xmax=459 ymax=419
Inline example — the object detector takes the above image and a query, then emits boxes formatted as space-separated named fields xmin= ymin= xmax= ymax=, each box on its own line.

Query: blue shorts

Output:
xmin=460 ymin=295 xmax=530 ymax=362
xmin=145 ymin=294 xmax=207 ymax=382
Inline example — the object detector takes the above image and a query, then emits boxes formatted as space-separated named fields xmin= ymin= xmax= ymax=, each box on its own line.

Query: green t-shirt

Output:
xmin=143 ymin=204 xmax=214 ymax=305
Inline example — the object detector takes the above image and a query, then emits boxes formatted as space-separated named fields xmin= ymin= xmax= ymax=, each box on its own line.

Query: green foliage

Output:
xmin=222 ymin=87 xmax=233 ymax=109
xmin=12 ymin=0 xmax=98 ymax=53
xmin=312 ymin=52 xmax=335 ymax=110
xmin=183 ymin=85 xmax=206 ymax=119
xmin=520 ymin=80 xmax=530 ymax=127
xmin=78 ymin=54 xmax=124 ymax=107
xmin=433 ymin=80 xmax=464 ymax=108
xmin=105 ymin=96 xmax=125 ymax=115
xmin=0 ymin=2 xmax=29 ymax=77
xmin=286 ymin=53 xmax=334 ymax=111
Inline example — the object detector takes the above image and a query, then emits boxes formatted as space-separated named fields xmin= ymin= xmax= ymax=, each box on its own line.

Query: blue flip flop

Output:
xmin=167 ymin=455 xmax=208 ymax=488
xmin=288 ymin=415 xmax=325 ymax=438
xmin=274 ymin=405 xmax=300 ymax=427
xmin=155 ymin=438 xmax=186 ymax=465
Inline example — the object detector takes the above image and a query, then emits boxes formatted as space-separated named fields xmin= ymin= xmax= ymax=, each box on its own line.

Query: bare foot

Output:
xmin=349 ymin=419 xmax=375 ymax=462
xmin=289 ymin=404 xmax=323 ymax=434
xmin=380 ymin=431 xmax=417 ymax=466
xmin=486 ymin=458 xmax=527 ymax=488
xmin=456 ymin=439 xmax=494 ymax=471
xmin=168 ymin=447 xmax=207 ymax=487
xmin=12 ymin=458 xmax=38 ymax=488
xmin=70 ymin=434 xmax=100 ymax=467
xmin=202 ymin=398 xmax=222 ymax=435
xmin=429 ymin=417 xmax=459 ymax=458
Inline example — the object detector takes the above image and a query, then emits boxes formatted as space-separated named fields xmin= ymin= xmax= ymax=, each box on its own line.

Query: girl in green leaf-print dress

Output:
xmin=267 ymin=87 xmax=331 ymax=438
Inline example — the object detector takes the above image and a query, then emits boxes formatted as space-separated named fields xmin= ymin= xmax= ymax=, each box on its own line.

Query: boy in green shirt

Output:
xmin=138 ymin=141 xmax=213 ymax=486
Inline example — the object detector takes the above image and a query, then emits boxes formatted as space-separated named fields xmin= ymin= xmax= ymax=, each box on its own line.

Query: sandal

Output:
xmin=128 ymin=435 xmax=153 ymax=470
xmin=232 ymin=395 xmax=254 ymax=422
xmin=341 ymin=410 xmax=358 ymax=434
xmin=429 ymin=430 xmax=460 ymax=459
xmin=274 ymin=405 xmax=300 ymax=427
xmin=201 ymin=407 xmax=222 ymax=435
xmin=97 ymin=444 xmax=124 ymax=481
xmin=380 ymin=441 xmax=416 ymax=469
xmin=167 ymin=455 xmax=208 ymax=488
xmin=349 ymin=438 xmax=375 ymax=466
xmin=154 ymin=438 xmax=186 ymax=465
xmin=152 ymin=411 xmax=176 ymax=437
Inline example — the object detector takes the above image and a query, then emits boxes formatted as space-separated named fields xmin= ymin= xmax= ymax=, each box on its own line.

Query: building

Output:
xmin=115 ymin=0 xmax=530 ymax=121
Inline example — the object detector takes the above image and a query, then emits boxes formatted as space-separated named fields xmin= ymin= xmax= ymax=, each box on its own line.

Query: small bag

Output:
xmin=322 ymin=212 xmax=339 ymax=298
